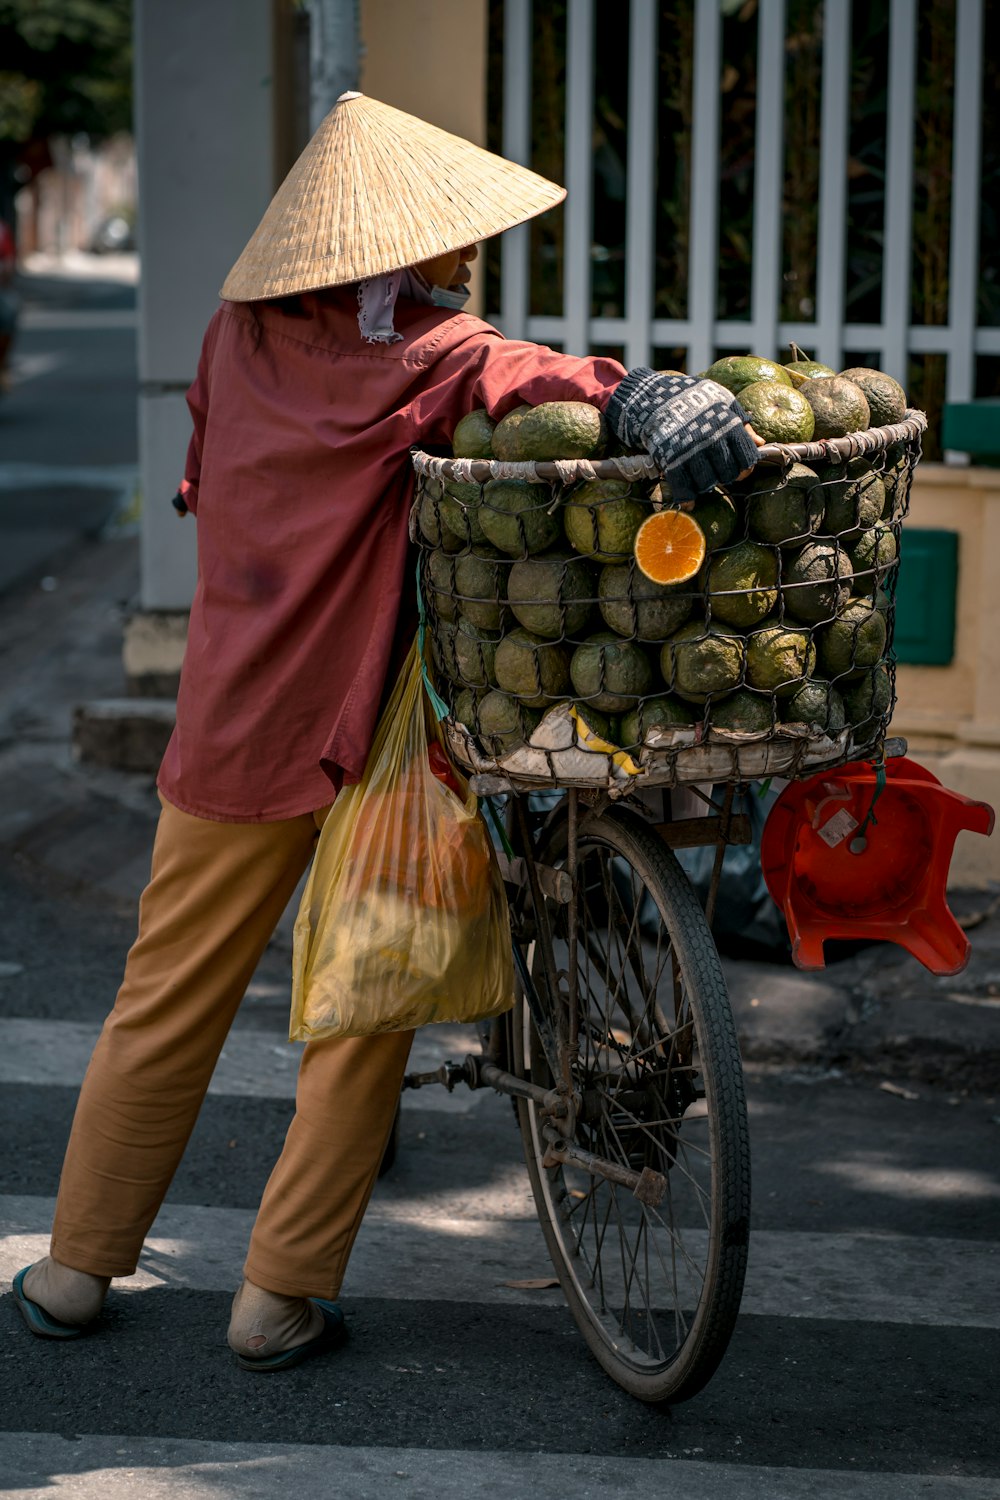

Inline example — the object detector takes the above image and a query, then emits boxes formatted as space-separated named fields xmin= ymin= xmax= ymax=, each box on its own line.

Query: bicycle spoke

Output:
xmin=515 ymin=807 xmax=749 ymax=1401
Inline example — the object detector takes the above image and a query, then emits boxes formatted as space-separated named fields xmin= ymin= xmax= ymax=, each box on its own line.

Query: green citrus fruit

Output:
xmin=781 ymin=679 xmax=846 ymax=735
xmin=507 ymin=552 xmax=595 ymax=639
xmin=453 ymin=685 xmax=486 ymax=728
xmin=800 ymin=376 xmax=870 ymax=439
xmin=746 ymin=462 xmax=824 ymax=548
xmin=872 ymin=581 xmax=894 ymax=617
xmin=598 ymin=562 xmax=694 ymax=641
xmin=818 ymin=462 xmax=884 ymax=540
xmin=619 ymin=695 xmax=694 ymax=747
xmin=494 ymin=627 xmax=571 ymax=708
xmin=781 ymin=542 xmax=853 ymax=625
xmin=563 ymin=479 xmax=649 ymax=562
xmin=881 ymin=454 xmax=909 ymax=519
xmin=452 ymin=408 xmax=496 ymax=459
xmin=842 ymin=664 xmax=892 ymax=742
xmin=745 ymin=622 xmax=817 ymax=697
xmin=837 ymin=368 xmax=907 ymax=427
xmin=691 ymin=489 xmax=739 ymax=550
xmin=486 ymin=404 xmax=531 ymax=458
xmin=569 ymin=631 xmax=653 ymax=713
xmin=708 ymin=689 xmax=774 ymax=734
xmin=416 ymin=480 xmax=462 ymax=551
xmin=848 ymin=525 xmax=898 ymax=580
xmin=454 ymin=619 xmax=502 ymax=688
xmin=492 ymin=400 xmax=604 ymax=461
xmin=480 ymin=479 xmax=562 ymax=556
xmin=440 ymin=480 xmax=488 ymax=547
xmin=454 ymin=547 xmax=509 ymax=631
xmin=424 ymin=548 xmax=459 ymax=621
xmin=707 ymin=540 xmax=779 ymax=626
xmin=738 ymin=380 xmax=816 ymax=444
xmin=817 ymin=599 xmax=887 ymax=680
xmin=431 ymin=618 xmax=460 ymax=682
xmin=661 ymin=620 xmax=746 ymax=702
xmin=702 ymin=355 xmax=793 ymax=395
xmin=476 ymin=690 xmax=542 ymax=755
xmin=783 ymin=359 xmax=836 ymax=387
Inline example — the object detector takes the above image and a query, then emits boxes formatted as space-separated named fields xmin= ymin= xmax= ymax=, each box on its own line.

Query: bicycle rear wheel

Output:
xmin=512 ymin=801 xmax=750 ymax=1404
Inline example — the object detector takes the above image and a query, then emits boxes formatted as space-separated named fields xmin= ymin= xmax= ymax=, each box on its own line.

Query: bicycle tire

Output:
xmin=512 ymin=802 xmax=750 ymax=1404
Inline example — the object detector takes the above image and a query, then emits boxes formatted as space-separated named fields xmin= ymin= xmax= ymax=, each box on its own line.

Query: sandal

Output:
xmin=235 ymin=1298 xmax=346 ymax=1373
xmin=12 ymin=1265 xmax=89 ymax=1341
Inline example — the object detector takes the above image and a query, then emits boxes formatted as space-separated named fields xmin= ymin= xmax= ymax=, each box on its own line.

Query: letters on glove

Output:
xmin=606 ymin=368 xmax=758 ymax=501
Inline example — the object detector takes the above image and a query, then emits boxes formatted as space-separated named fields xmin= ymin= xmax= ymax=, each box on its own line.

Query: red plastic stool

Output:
xmin=760 ymin=756 xmax=994 ymax=975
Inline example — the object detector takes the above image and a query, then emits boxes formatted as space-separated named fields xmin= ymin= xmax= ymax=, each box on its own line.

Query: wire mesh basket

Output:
xmin=410 ymin=409 xmax=928 ymax=795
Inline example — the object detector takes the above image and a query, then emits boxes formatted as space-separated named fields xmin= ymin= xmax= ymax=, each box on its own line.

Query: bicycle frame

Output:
xmin=401 ymin=781 xmax=755 ymax=1206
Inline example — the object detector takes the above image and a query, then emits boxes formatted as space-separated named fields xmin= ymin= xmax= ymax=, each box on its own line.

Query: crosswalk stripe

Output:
xmin=2 ymin=1193 xmax=996 ymax=1327
xmin=1 ymin=1432 xmax=995 ymax=1499
xmin=0 ymin=1018 xmax=488 ymax=1113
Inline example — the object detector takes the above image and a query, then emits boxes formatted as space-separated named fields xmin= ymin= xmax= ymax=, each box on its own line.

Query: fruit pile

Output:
xmin=415 ymin=357 xmax=916 ymax=768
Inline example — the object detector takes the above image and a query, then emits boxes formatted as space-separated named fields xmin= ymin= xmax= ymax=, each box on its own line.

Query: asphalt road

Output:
xmin=0 ymin=857 xmax=998 ymax=1498
xmin=0 ymin=258 xmax=998 ymax=1498
xmin=0 ymin=255 xmax=138 ymax=595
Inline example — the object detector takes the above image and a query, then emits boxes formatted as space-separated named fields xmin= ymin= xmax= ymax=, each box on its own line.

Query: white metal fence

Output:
xmin=490 ymin=0 xmax=993 ymax=407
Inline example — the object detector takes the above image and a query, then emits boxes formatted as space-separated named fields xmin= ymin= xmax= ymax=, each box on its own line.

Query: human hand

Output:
xmin=736 ymin=423 xmax=766 ymax=480
xmin=607 ymin=370 xmax=759 ymax=500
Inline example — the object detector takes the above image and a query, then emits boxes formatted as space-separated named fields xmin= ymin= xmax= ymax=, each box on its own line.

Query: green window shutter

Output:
xmin=893 ymin=529 xmax=958 ymax=666
xmin=942 ymin=401 xmax=1000 ymax=463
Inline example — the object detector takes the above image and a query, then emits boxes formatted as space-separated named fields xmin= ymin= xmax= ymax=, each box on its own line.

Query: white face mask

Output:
xmin=430 ymin=282 xmax=471 ymax=310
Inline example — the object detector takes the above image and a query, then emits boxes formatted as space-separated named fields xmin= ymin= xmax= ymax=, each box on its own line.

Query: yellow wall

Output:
xmin=359 ymin=0 xmax=489 ymax=314
xmin=894 ymin=465 xmax=1000 ymax=750
xmin=894 ymin=466 xmax=1000 ymax=885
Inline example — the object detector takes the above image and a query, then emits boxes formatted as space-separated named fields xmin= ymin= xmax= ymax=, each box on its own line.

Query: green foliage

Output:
xmin=529 ymin=0 xmax=567 ymax=319
xmin=0 ymin=0 xmax=132 ymax=143
xmin=910 ymin=0 xmax=955 ymax=331
xmin=655 ymin=2 xmax=695 ymax=320
xmin=0 ymin=70 xmax=40 ymax=141
xmin=780 ymin=0 xmax=823 ymax=325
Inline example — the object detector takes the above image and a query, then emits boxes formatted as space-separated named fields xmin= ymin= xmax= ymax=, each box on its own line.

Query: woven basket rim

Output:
xmin=411 ymin=408 xmax=928 ymax=486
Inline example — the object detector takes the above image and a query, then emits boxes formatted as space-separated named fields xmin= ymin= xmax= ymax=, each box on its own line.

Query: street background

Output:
xmin=0 ymin=256 xmax=998 ymax=1496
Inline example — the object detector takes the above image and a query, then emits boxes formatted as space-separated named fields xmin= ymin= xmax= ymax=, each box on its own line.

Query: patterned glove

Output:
xmin=606 ymin=368 xmax=758 ymax=500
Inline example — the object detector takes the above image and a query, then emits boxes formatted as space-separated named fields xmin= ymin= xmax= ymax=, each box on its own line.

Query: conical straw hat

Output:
xmin=221 ymin=92 xmax=566 ymax=301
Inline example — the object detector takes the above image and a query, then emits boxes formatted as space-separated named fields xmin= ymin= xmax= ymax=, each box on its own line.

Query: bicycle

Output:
xmin=405 ymin=409 xmax=926 ymax=1404
xmin=403 ymin=777 xmax=757 ymax=1404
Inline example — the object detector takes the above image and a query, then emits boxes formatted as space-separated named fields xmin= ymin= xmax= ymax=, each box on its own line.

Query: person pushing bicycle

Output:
xmin=14 ymin=93 xmax=760 ymax=1370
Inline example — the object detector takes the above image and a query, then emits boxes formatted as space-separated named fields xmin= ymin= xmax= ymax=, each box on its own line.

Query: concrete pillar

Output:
xmin=126 ymin=0 xmax=485 ymax=687
xmin=133 ymin=0 xmax=284 ymax=616
xmin=359 ymin=0 xmax=488 ymax=314
xmin=309 ymin=0 xmax=361 ymax=127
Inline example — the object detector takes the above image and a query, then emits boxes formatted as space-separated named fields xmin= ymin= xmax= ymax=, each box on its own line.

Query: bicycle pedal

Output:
xmin=402 ymin=1057 xmax=479 ymax=1093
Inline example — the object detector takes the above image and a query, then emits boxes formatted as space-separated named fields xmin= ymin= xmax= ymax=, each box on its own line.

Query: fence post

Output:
xmin=815 ymin=4 xmax=849 ymax=370
xmin=751 ymin=0 xmax=787 ymax=361
xmin=625 ymin=0 xmax=657 ymax=370
xmin=946 ymin=0 xmax=985 ymax=405
xmin=564 ymin=0 xmax=595 ymax=356
xmin=500 ymin=0 xmax=531 ymax=342
xmin=688 ymin=0 xmax=722 ymax=374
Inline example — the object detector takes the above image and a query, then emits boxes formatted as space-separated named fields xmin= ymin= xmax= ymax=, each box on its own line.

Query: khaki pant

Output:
xmin=50 ymin=796 xmax=413 ymax=1299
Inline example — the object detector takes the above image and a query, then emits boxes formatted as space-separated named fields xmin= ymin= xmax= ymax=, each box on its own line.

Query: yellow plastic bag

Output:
xmin=290 ymin=641 xmax=514 ymax=1040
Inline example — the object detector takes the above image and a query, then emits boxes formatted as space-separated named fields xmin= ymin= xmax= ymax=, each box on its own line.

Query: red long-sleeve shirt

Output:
xmin=158 ymin=290 xmax=626 ymax=821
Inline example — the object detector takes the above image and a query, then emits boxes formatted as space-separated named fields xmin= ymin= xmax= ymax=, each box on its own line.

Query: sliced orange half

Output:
xmin=634 ymin=509 xmax=707 ymax=585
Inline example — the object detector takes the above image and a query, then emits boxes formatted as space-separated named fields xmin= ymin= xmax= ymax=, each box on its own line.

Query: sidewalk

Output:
xmin=1 ymin=532 xmax=998 ymax=1092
